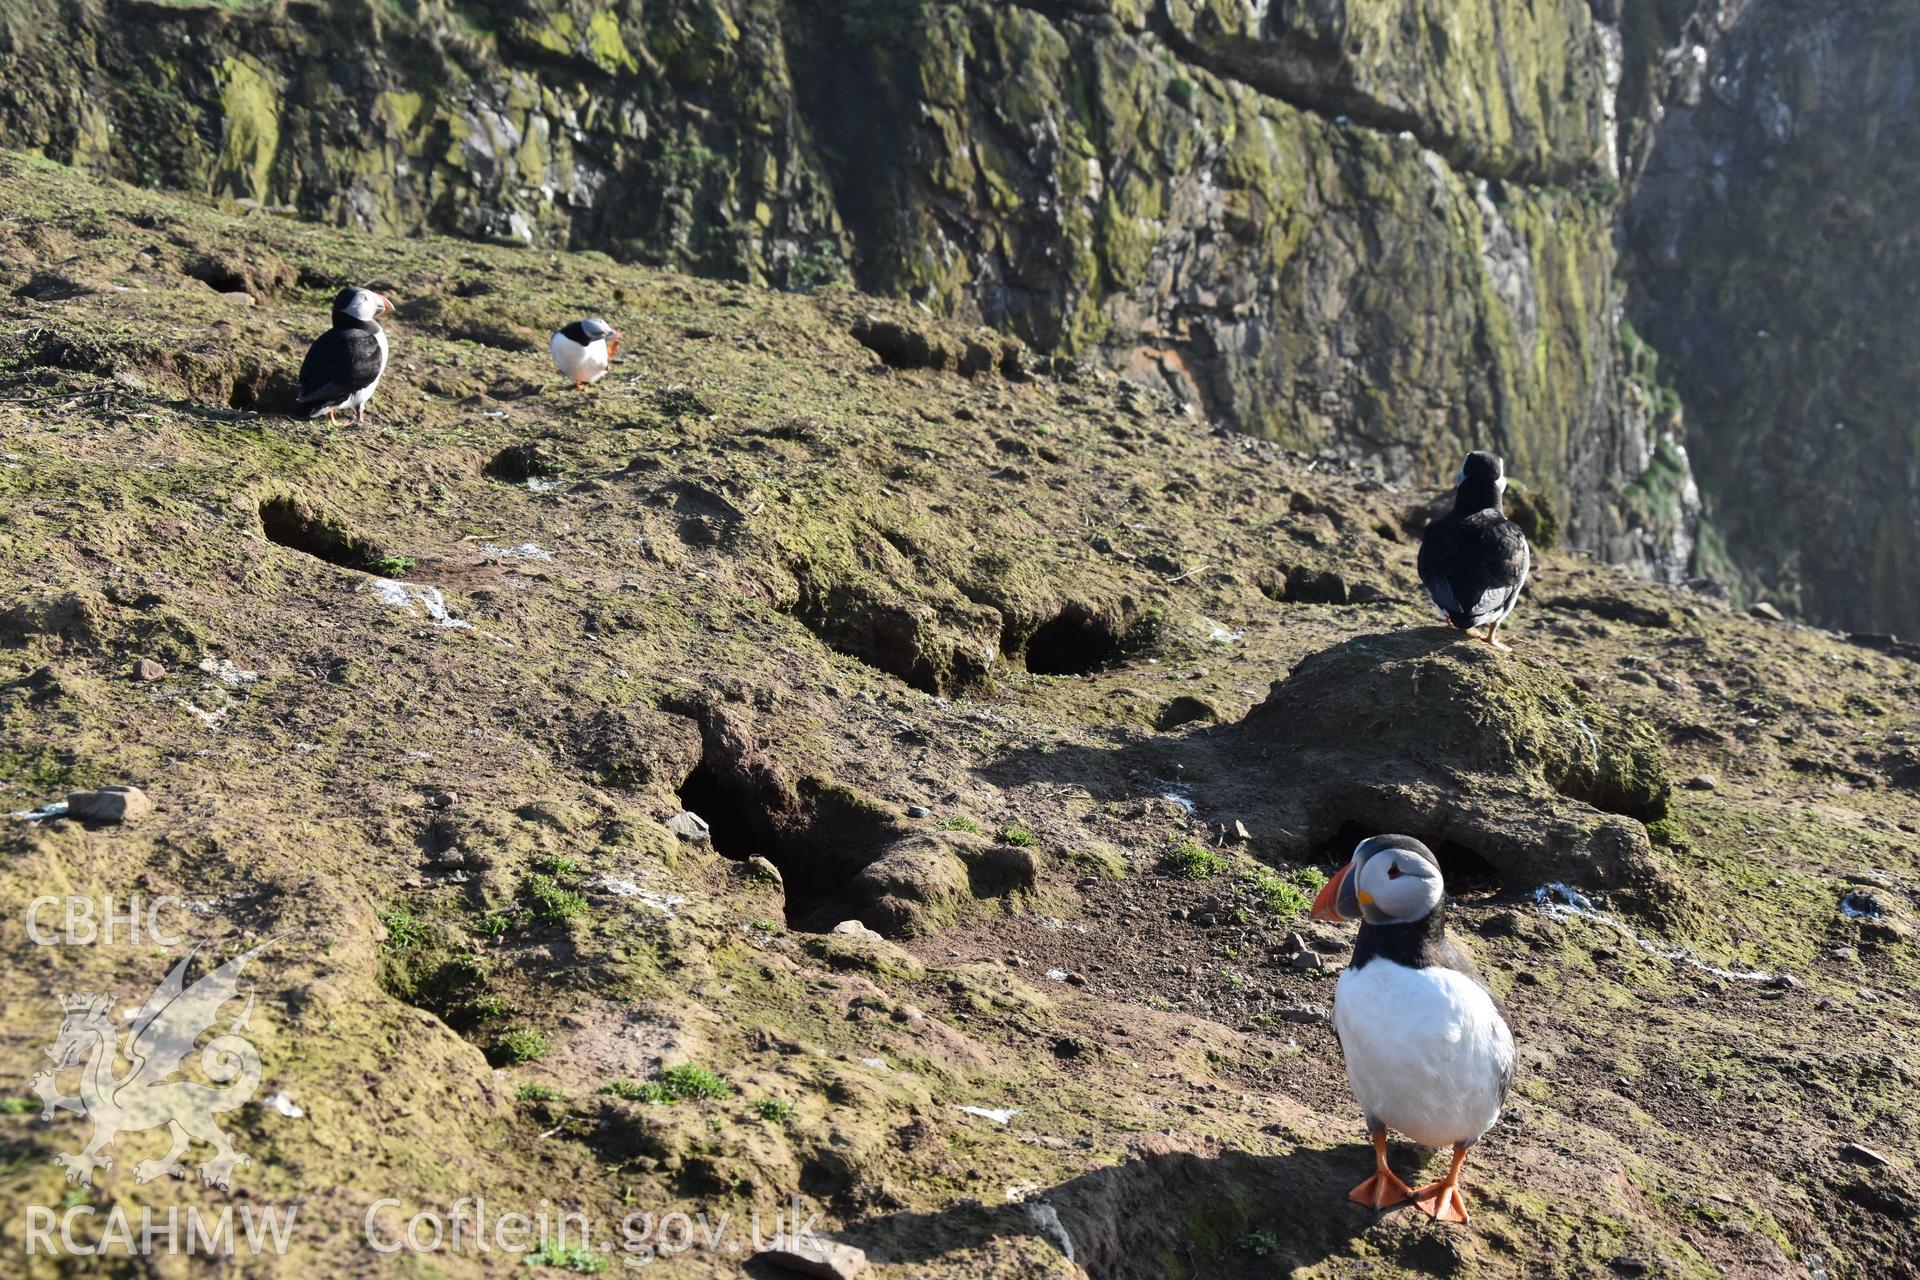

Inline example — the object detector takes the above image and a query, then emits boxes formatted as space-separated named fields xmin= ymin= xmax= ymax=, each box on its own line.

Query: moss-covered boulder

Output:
xmin=1234 ymin=630 xmax=1673 ymax=895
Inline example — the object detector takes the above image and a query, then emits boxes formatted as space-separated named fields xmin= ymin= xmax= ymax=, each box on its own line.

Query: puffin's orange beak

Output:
xmin=607 ymin=330 xmax=623 ymax=359
xmin=1310 ymin=863 xmax=1351 ymax=922
xmin=377 ymin=294 xmax=394 ymax=315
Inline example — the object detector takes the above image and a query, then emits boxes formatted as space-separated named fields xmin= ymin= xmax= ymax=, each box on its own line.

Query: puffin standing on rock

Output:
xmin=1418 ymin=450 xmax=1530 ymax=649
xmin=1311 ymin=835 xmax=1515 ymax=1223
xmin=550 ymin=318 xmax=623 ymax=388
xmin=296 ymin=287 xmax=394 ymax=425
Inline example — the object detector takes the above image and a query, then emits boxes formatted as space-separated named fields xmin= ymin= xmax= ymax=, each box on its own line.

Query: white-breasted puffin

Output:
xmin=1417 ymin=450 xmax=1531 ymax=650
xmin=296 ymin=287 xmax=394 ymax=425
xmin=1310 ymin=834 xmax=1515 ymax=1223
xmin=549 ymin=318 xmax=623 ymax=388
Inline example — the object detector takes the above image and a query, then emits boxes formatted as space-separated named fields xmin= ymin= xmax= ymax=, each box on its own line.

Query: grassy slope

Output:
xmin=0 ymin=152 xmax=1915 ymax=1279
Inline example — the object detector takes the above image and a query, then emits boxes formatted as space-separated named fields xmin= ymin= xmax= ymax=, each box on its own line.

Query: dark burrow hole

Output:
xmin=1023 ymin=605 xmax=1124 ymax=676
xmin=484 ymin=441 xmax=563 ymax=483
xmin=1315 ymin=821 xmax=1504 ymax=897
xmin=259 ymin=497 xmax=406 ymax=577
xmin=675 ymin=754 xmax=895 ymax=929
xmin=227 ymin=366 xmax=297 ymax=412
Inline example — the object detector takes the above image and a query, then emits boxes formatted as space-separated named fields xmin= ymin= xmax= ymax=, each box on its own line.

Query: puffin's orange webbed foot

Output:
xmin=1349 ymin=1130 xmax=1413 ymax=1210
xmin=1350 ymin=1169 xmax=1415 ymax=1210
xmin=1412 ymin=1144 xmax=1473 ymax=1224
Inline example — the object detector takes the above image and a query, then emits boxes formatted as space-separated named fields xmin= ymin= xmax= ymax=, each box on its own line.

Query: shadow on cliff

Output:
xmin=820 ymin=1135 xmax=1468 ymax=1278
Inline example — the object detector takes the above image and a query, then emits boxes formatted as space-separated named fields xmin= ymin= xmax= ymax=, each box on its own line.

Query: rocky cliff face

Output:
xmin=1623 ymin=0 xmax=1920 ymax=635
xmin=1 ymin=0 xmax=1703 ymax=575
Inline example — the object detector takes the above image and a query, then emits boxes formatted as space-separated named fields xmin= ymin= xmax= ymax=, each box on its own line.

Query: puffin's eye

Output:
xmin=1386 ymin=864 xmax=1404 ymax=880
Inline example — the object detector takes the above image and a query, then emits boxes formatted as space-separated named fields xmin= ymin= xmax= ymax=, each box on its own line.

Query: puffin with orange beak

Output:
xmin=296 ymin=286 xmax=394 ymax=425
xmin=550 ymin=318 xmax=623 ymax=389
xmin=1311 ymin=834 xmax=1515 ymax=1223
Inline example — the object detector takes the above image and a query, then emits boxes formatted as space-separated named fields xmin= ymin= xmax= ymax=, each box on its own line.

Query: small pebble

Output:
xmin=132 ymin=658 xmax=166 ymax=682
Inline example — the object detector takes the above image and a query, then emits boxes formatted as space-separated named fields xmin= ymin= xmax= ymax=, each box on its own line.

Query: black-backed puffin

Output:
xmin=550 ymin=318 xmax=623 ymax=388
xmin=1310 ymin=834 xmax=1515 ymax=1223
xmin=1417 ymin=450 xmax=1531 ymax=649
xmin=296 ymin=287 xmax=394 ymax=425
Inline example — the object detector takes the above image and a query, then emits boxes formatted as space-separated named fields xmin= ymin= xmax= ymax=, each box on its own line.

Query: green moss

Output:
xmin=584 ymin=10 xmax=640 ymax=74
xmin=752 ymin=1096 xmax=795 ymax=1123
xmin=521 ymin=874 xmax=586 ymax=922
xmin=526 ymin=1240 xmax=606 ymax=1273
xmin=376 ymin=89 xmax=426 ymax=136
xmin=1065 ymin=844 xmax=1129 ymax=878
xmin=603 ymin=1064 xmax=729 ymax=1104
xmin=378 ymin=909 xmax=424 ymax=950
xmin=1242 ymin=865 xmax=1323 ymax=917
xmin=1163 ymin=841 xmax=1226 ymax=880
xmin=1620 ymin=315 xmax=1683 ymax=419
xmin=497 ymin=1029 xmax=551 ymax=1063
xmin=0 ymin=744 xmax=87 ymax=798
xmin=213 ymin=55 xmax=280 ymax=202
xmin=519 ymin=10 xmax=577 ymax=57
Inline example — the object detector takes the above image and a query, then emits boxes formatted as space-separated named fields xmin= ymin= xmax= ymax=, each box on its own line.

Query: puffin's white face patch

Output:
xmin=1355 ymin=846 xmax=1444 ymax=923
xmin=341 ymin=289 xmax=386 ymax=322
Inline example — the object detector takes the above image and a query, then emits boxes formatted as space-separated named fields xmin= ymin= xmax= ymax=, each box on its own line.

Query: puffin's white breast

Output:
xmin=551 ymin=331 xmax=610 ymax=384
xmin=1333 ymin=959 xmax=1513 ymax=1148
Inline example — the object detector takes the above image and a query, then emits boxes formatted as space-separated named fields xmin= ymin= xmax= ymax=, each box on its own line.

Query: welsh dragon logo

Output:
xmin=30 ymin=943 xmax=269 ymax=1189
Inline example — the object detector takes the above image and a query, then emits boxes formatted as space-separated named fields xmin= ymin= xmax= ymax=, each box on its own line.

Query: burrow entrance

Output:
xmin=1021 ymin=604 xmax=1125 ymax=676
xmin=259 ymin=497 xmax=409 ymax=577
xmin=674 ymin=745 xmax=898 ymax=930
xmin=1313 ymin=820 xmax=1504 ymax=898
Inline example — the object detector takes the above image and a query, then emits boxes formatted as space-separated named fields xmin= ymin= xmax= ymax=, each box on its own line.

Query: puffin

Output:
xmin=1417 ymin=450 xmax=1530 ymax=649
xmin=549 ymin=318 xmax=623 ymax=388
xmin=1310 ymin=834 xmax=1515 ymax=1223
xmin=296 ymin=287 xmax=394 ymax=425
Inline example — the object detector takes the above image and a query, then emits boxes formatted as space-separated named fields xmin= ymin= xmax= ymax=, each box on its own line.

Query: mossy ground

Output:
xmin=0 ymin=154 xmax=1914 ymax=1278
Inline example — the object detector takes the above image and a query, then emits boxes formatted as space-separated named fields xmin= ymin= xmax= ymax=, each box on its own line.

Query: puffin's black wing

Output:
xmin=296 ymin=328 xmax=383 ymax=416
xmin=1418 ymin=510 xmax=1529 ymax=628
